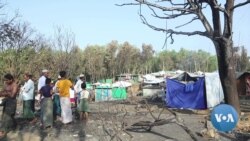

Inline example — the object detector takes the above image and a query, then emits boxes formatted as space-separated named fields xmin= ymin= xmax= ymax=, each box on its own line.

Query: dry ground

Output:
xmin=0 ymin=98 xmax=249 ymax=141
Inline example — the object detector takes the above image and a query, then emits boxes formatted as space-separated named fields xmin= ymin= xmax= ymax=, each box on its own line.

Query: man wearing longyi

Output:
xmin=0 ymin=73 xmax=19 ymax=138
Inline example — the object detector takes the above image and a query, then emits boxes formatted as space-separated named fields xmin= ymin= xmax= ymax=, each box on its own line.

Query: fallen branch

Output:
xmin=128 ymin=99 xmax=199 ymax=141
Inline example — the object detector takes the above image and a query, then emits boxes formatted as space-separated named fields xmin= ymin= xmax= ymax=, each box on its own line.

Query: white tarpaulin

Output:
xmin=143 ymin=74 xmax=164 ymax=84
xmin=205 ymin=72 xmax=224 ymax=108
xmin=112 ymin=81 xmax=132 ymax=87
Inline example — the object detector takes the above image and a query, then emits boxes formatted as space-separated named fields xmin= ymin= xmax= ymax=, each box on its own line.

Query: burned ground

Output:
xmin=0 ymin=97 xmax=250 ymax=141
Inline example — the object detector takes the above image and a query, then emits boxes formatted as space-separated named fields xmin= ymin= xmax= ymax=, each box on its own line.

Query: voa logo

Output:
xmin=214 ymin=113 xmax=234 ymax=122
xmin=211 ymin=104 xmax=238 ymax=132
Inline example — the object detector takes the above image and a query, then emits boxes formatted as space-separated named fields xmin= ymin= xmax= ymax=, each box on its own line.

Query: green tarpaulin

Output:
xmin=95 ymin=87 xmax=127 ymax=101
xmin=112 ymin=88 xmax=127 ymax=100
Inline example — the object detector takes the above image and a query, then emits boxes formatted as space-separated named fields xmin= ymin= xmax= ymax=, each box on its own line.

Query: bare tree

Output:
xmin=118 ymin=0 xmax=250 ymax=113
xmin=52 ymin=26 xmax=76 ymax=77
xmin=0 ymin=21 xmax=36 ymax=78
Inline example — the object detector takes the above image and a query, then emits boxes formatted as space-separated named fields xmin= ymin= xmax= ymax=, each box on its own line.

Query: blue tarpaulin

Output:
xmin=166 ymin=77 xmax=207 ymax=109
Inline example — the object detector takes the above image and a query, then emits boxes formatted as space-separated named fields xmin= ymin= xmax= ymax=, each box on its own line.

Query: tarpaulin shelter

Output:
xmin=94 ymin=81 xmax=131 ymax=102
xmin=166 ymin=72 xmax=206 ymax=109
xmin=236 ymin=72 xmax=250 ymax=96
xmin=166 ymin=72 xmax=224 ymax=109
xmin=204 ymin=72 xmax=224 ymax=108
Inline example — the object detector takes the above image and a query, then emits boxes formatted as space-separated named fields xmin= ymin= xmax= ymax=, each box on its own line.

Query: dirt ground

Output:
xmin=0 ymin=98 xmax=250 ymax=141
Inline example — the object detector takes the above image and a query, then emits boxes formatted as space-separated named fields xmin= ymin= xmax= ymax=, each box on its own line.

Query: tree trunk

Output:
xmin=214 ymin=39 xmax=240 ymax=114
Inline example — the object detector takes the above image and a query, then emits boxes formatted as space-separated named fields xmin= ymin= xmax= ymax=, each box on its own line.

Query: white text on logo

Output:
xmin=214 ymin=114 xmax=234 ymax=122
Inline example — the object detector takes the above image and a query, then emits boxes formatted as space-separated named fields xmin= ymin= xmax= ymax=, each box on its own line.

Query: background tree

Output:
xmin=157 ymin=50 xmax=174 ymax=71
xmin=0 ymin=21 xmax=35 ymax=78
xmin=67 ymin=46 xmax=84 ymax=79
xmin=239 ymin=46 xmax=249 ymax=71
xmin=104 ymin=41 xmax=119 ymax=79
xmin=116 ymin=42 xmax=136 ymax=74
xmin=207 ymin=56 xmax=218 ymax=72
xmin=234 ymin=46 xmax=250 ymax=72
xmin=52 ymin=27 xmax=76 ymax=78
xmin=83 ymin=45 xmax=106 ymax=82
xmin=129 ymin=46 xmax=141 ymax=74
xmin=119 ymin=0 xmax=250 ymax=113
xmin=0 ymin=0 xmax=234 ymax=90
xmin=140 ymin=44 xmax=155 ymax=74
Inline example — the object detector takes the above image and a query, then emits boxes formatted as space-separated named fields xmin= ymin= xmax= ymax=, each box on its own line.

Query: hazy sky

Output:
xmin=4 ymin=0 xmax=250 ymax=54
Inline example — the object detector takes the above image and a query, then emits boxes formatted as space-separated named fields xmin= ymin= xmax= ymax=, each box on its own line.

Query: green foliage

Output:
xmin=0 ymin=16 xmax=225 ymax=82
xmin=0 ymin=6 xmax=246 ymax=82
xmin=0 ymin=38 xmax=223 ymax=82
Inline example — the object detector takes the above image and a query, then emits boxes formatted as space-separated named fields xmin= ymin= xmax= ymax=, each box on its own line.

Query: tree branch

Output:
xmin=156 ymin=0 xmax=188 ymax=6
xmin=144 ymin=100 xmax=157 ymax=120
xmin=121 ymin=0 xmax=195 ymax=13
xmin=187 ymin=0 xmax=214 ymax=35
xmin=115 ymin=3 xmax=140 ymax=6
xmin=175 ymin=16 xmax=199 ymax=28
xmin=147 ymin=5 xmax=192 ymax=20
xmin=140 ymin=14 xmax=210 ymax=37
xmin=232 ymin=0 xmax=250 ymax=10
xmin=211 ymin=0 xmax=228 ymax=16
xmin=130 ymin=118 xmax=175 ymax=128
xmin=119 ymin=0 xmax=216 ymax=47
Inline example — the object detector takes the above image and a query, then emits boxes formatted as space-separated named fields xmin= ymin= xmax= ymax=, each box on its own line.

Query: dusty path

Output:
xmin=0 ymin=100 xmax=248 ymax=141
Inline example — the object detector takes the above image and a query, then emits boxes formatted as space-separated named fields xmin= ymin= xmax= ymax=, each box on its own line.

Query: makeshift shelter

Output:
xmin=143 ymin=85 xmax=164 ymax=97
xmin=166 ymin=72 xmax=224 ymax=109
xmin=166 ymin=72 xmax=206 ymax=109
xmin=142 ymin=74 xmax=165 ymax=84
xmin=94 ymin=81 xmax=131 ymax=102
xmin=236 ymin=72 xmax=250 ymax=96
xmin=204 ymin=72 xmax=224 ymax=108
xmin=112 ymin=81 xmax=131 ymax=100
xmin=142 ymin=74 xmax=165 ymax=97
xmin=112 ymin=88 xmax=127 ymax=100
xmin=115 ymin=74 xmax=139 ymax=82
xmin=95 ymin=86 xmax=113 ymax=102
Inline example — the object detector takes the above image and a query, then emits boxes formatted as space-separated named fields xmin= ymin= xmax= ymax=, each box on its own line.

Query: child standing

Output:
xmin=79 ymin=83 xmax=89 ymax=123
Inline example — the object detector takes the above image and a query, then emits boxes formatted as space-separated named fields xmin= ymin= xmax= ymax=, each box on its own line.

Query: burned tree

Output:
xmin=119 ymin=0 xmax=250 ymax=113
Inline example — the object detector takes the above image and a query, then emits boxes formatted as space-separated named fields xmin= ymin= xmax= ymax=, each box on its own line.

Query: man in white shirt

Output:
xmin=22 ymin=72 xmax=36 ymax=123
xmin=35 ymin=69 xmax=49 ymax=111
xmin=38 ymin=69 xmax=49 ymax=92
xmin=74 ymin=74 xmax=85 ymax=105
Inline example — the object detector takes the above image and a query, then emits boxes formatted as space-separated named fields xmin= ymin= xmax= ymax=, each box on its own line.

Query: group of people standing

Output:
xmin=0 ymin=70 xmax=90 ymax=138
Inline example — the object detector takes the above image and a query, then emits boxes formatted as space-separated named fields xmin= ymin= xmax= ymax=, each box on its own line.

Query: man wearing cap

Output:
xmin=38 ymin=69 xmax=49 ymax=92
xmin=74 ymin=74 xmax=85 ymax=106
xmin=36 ymin=69 xmax=49 ymax=111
